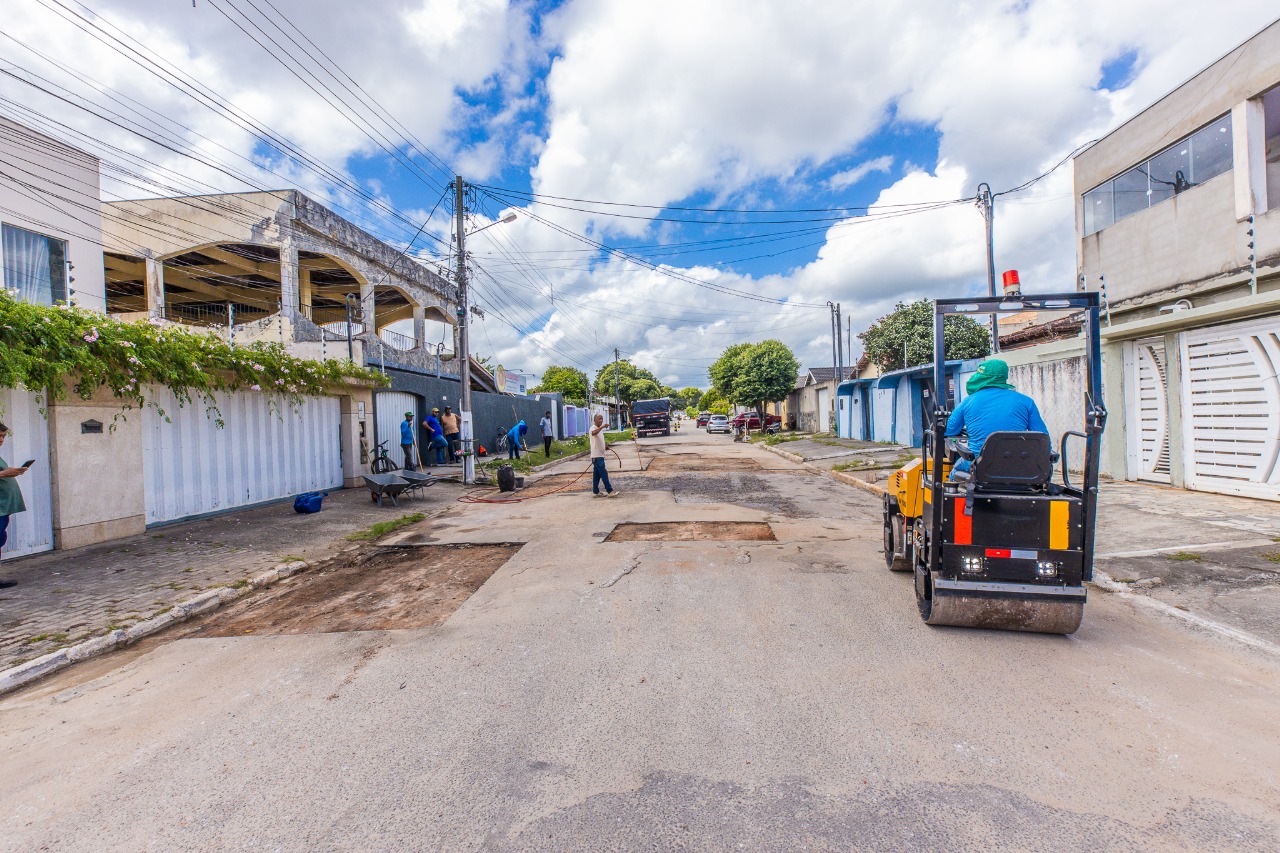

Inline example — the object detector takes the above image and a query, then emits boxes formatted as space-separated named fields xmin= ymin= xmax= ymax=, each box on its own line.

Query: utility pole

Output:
xmin=827 ymin=301 xmax=839 ymax=381
xmin=613 ymin=347 xmax=621 ymax=430
xmin=835 ymin=302 xmax=844 ymax=381
xmin=846 ymin=315 xmax=852 ymax=374
xmin=454 ymin=175 xmax=475 ymax=484
xmin=976 ymin=182 xmax=1000 ymax=353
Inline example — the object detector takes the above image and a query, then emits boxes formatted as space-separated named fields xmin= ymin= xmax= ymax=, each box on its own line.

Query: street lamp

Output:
xmin=455 ymin=176 xmax=517 ymax=484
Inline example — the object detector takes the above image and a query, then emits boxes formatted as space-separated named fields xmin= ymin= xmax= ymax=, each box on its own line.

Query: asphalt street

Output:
xmin=2 ymin=430 xmax=1279 ymax=850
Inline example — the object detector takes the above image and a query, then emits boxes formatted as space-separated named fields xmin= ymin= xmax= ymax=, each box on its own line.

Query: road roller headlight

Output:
xmin=1036 ymin=560 xmax=1060 ymax=578
xmin=962 ymin=555 xmax=984 ymax=574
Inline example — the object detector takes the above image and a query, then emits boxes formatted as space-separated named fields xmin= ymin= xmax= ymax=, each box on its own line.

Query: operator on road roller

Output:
xmin=945 ymin=359 xmax=1049 ymax=480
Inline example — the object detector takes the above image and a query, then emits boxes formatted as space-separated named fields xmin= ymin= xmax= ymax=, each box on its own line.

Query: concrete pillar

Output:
xmin=360 ymin=279 xmax=376 ymax=337
xmin=299 ymin=267 xmax=313 ymax=321
xmin=338 ymin=388 xmax=373 ymax=488
xmin=144 ymin=254 xmax=164 ymax=318
xmin=279 ymin=237 xmax=300 ymax=319
xmin=1233 ymin=98 xmax=1267 ymax=220
xmin=412 ymin=304 xmax=426 ymax=348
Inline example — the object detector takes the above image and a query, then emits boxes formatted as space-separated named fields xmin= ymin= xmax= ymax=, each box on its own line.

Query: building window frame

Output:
xmin=1 ymin=222 xmax=69 ymax=306
xmin=1082 ymin=112 xmax=1234 ymax=237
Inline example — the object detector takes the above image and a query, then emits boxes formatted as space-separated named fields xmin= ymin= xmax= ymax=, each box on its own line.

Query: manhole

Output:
xmin=603 ymin=521 xmax=776 ymax=542
xmin=186 ymin=543 xmax=522 ymax=636
xmin=644 ymin=456 xmax=762 ymax=473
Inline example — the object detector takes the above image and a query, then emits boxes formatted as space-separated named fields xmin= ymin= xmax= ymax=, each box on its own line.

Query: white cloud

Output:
xmin=827 ymin=156 xmax=894 ymax=191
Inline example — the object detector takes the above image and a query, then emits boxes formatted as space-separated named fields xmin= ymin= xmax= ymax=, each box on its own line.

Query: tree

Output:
xmin=678 ymin=386 xmax=703 ymax=408
xmin=593 ymin=359 xmax=661 ymax=407
xmin=531 ymin=366 xmax=588 ymax=404
xmin=707 ymin=339 xmax=800 ymax=428
xmin=857 ymin=299 xmax=991 ymax=372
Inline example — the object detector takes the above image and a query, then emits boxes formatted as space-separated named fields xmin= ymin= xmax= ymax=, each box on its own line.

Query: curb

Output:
xmin=534 ymin=449 xmax=589 ymax=470
xmin=0 ymin=560 xmax=310 ymax=698
xmin=830 ymin=469 xmax=888 ymax=497
xmin=760 ymin=443 xmax=806 ymax=465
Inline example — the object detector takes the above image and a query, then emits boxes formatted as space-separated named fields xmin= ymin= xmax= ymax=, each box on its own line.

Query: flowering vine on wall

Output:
xmin=0 ymin=295 xmax=386 ymax=424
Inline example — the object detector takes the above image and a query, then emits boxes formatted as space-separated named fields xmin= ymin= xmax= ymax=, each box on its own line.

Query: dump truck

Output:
xmin=631 ymin=398 xmax=672 ymax=437
xmin=882 ymin=292 xmax=1107 ymax=634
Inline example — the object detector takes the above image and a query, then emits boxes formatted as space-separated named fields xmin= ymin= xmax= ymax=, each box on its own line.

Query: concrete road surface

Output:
xmin=3 ymin=430 xmax=1279 ymax=850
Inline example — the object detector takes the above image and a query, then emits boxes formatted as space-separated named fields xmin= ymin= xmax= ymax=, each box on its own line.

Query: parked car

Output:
xmin=731 ymin=411 xmax=781 ymax=430
xmin=696 ymin=412 xmax=712 ymax=427
xmin=706 ymin=414 xmax=731 ymax=434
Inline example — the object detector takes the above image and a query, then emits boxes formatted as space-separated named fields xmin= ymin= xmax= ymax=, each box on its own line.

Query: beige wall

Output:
xmin=47 ymin=387 xmax=146 ymax=550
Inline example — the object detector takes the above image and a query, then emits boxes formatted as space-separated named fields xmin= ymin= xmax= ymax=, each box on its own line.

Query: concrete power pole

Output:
xmin=455 ymin=176 xmax=475 ymax=484
xmin=976 ymin=182 xmax=1000 ymax=353
xmin=613 ymin=347 xmax=622 ymax=430
xmin=835 ymin=302 xmax=844 ymax=381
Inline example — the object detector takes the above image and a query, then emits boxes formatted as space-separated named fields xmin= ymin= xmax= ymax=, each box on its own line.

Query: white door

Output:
xmin=143 ymin=388 xmax=343 ymax=524
xmin=375 ymin=391 xmax=418 ymax=465
xmin=1179 ymin=317 xmax=1280 ymax=500
xmin=817 ymin=388 xmax=831 ymax=433
xmin=1124 ymin=337 xmax=1171 ymax=483
xmin=0 ymin=388 xmax=52 ymax=557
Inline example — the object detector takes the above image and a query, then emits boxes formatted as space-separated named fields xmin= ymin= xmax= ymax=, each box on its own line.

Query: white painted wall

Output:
xmin=143 ymin=388 xmax=342 ymax=524
xmin=0 ymin=387 xmax=52 ymax=557
xmin=0 ymin=117 xmax=105 ymax=312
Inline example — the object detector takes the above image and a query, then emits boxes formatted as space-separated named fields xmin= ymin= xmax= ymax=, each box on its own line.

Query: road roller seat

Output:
xmin=954 ymin=431 xmax=1055 ymax=493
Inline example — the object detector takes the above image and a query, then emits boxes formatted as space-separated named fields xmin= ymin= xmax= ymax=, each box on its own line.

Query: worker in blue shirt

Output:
xmin=507 ymin=420 xmax=528 ymax=460
xmin=946 ymin=359 xmax=1049 ymax=478
xmin=399 ymin=412 xmax=417 ymax=470
xmin=422 ymin=408 xmax=447 ymax=467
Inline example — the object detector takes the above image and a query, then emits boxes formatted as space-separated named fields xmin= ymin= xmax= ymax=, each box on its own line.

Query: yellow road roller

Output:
xmin=883 ymin=293 xmax=1107 ymax=634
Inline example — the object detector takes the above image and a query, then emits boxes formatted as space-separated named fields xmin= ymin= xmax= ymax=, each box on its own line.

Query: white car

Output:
xmin=706 ymin=414 xmax=731 ymax=434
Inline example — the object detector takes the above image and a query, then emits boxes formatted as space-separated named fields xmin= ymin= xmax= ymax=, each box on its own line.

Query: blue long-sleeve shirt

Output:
xmin=400 ymin=419 xmax=414 ymax=445
xmin=423 ymin=415 xmax=443 ymax=439
xmin=508 ymin=421 xmax=527 ymax=443
xmin=946 ymin=388 xmax=1049 ymax=472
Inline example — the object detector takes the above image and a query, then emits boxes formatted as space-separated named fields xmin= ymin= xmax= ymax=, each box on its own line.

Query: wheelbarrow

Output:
xmin=363 ymin=473 xmax=412 ymax=507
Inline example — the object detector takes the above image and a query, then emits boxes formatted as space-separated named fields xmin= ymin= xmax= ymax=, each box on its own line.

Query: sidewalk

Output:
xmin=0 ymin=486 xmax=447 ymax=672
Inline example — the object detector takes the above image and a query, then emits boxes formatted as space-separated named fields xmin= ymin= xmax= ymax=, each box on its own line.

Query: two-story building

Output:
xmin=1073 ymin=18 xmax=1280 ymax=500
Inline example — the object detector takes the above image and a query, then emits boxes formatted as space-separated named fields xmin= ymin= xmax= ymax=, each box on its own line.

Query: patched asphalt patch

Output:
xmin=604 ymin=522 xmax=776 ymax=542
xmin=612 ymin=472 xmax=808 ymax=516
xmin=645 ymin=456 xmax=763 ymax=473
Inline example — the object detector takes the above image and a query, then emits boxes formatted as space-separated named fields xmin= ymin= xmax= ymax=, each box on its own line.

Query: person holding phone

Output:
xmin=0 ymin=421 xmax=31 ymax=589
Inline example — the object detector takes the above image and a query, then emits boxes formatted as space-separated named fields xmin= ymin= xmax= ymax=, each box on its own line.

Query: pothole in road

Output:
xmin=184 ymin=543 xmax=522 ymax=636
xmin=603 ymin=522 xmax=776 ymax=542
xmin=645 ymin=456 xmax=763 ymax=473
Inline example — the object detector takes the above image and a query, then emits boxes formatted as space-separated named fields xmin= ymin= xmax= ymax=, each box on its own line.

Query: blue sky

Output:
xmin=4 ymin=0 xmax=1278 ymax=386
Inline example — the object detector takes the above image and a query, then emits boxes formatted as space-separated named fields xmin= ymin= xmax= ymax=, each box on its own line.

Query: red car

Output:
xmin=731 ymin=411 xmax=781 ymax=430
xmin=696 ymin=412 xmax=712 ymax=427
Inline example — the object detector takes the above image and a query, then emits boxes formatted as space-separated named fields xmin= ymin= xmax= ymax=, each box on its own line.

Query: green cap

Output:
xmin=966 ymin=359 xmax=1015 ymax=394
xmin=405 ymin=411 xmax=413 ymax=417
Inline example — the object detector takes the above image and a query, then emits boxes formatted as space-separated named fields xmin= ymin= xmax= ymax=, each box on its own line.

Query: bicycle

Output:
xmin=370 ymin=439 xmax=401 ymax=474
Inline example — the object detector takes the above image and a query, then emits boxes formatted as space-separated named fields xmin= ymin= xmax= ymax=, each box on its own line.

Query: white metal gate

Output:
xmin=1125 ymin=337 xmax=1171 ymax=483
xmin=1179 ymin=317 xmax=1280 ymax=500
xmin=0 ymin=387 xmax=52 ymax=557
xmin=375 ymin=391 xmax=418 ymax=468
xmin=143 ymin=388 xmax=342 ymax=524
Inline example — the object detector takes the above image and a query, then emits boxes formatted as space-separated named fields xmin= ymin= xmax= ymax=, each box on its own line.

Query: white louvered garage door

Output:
xmin=1179 ymin=318 xmax=1280 ymax=500
xmin=375 ymin=391 xmax=418 ymax=468
xmin=1125 ymin=338 xmax=1171 ymax=483
xmin=143 ymin=388 xmax=342 ymax=524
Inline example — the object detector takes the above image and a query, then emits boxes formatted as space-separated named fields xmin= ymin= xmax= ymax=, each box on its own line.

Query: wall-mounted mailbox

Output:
xmin=81 ymin=419 xmax=103 ymax=434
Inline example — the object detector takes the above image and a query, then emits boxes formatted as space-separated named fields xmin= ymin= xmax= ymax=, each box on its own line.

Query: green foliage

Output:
xmin=674 ymin=386 xmax=702 ymax=410
xmin=531 ymin=365 xmax=588 ymax=404
xmin=698 ymin=387 xmax=730 ymax=414
xmin=857 ymin=299 xmax=991 ymax=371
xmin=346 ymin=513 xmax=426 ymax=541
xmin=0 ymin=295 xmax=386 ymax=424
xmin=594 ymin=359 xmax=662 ymax=407
xmin=708 ymin=339 xmax=800 ymax=414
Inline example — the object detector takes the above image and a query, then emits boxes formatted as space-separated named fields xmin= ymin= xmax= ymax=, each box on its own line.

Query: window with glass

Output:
xmin=1082 ymin=113 xmax=1233 ymax=236
xmin=1 ymin=223 xmax=68 ymax=305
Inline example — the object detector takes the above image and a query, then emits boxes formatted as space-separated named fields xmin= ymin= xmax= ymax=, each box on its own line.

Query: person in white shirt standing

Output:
xmin=589 ymin=413 xmax=617 ymax=497
xmin=539 ymin=410 xmax=555 ymax=458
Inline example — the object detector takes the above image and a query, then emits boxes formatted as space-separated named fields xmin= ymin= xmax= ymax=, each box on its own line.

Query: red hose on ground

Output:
xmin=456 ymin=448 xmax=624 ymax=504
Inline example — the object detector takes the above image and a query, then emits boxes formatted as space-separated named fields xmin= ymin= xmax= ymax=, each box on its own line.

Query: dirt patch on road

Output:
xmin=185 ymin=543 xmax=521 ymax=636
xmin=645 ymin=456 xmax=762 ymax=473
xmin=604 ymin=521 xmax=776 ymax=542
